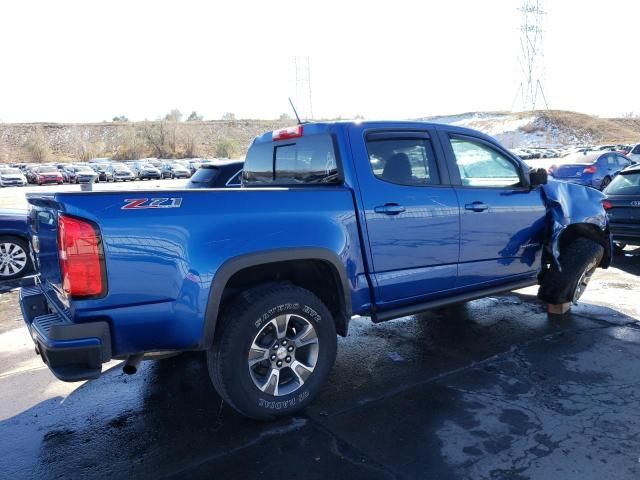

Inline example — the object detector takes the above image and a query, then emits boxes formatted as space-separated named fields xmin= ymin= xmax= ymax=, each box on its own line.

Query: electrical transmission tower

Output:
xmin=294 ymin=57 xmax=313 ymax=121
xmin=516 ymin=0 xmax=549 ymax=111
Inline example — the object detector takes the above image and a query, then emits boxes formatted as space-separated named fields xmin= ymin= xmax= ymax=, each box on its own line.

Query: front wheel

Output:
xmin=538 ymin=237 xmax=604 ymax=305
xmin=207 ymin=283 xmax=337 ymax=420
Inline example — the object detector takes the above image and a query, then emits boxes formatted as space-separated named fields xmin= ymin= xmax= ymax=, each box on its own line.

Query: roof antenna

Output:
xmin=288 ymin=97 xmax=303 ymax=125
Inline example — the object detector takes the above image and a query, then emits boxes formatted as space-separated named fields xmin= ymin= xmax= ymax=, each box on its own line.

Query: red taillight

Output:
xmin=602 ymin=200 xmax=613 ymax=210
xmin=272 ymin=125 xmax=303 ymax=141
xmin=583 ymin=165 xmax=597 ymax=174
xmin=58 ymin=215 xmax=105 ymax=298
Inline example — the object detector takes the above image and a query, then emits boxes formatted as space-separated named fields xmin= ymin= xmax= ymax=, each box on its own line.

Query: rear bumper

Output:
xmin=610 ymin=223 xmax=640 ymax=244
xmin=19 ymin=283 xmax=112 ymax=381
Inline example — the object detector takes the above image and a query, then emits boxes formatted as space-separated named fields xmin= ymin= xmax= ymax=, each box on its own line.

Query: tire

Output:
xmin=0 ymin=236 xmax=33 ymax=280
xmin=207 ymin=283 xmax=337 ymax=420
xmin=600 ymin=176 xmax=611 ymax=190
xmin=538 ymin=237 xmax=604 ymax=305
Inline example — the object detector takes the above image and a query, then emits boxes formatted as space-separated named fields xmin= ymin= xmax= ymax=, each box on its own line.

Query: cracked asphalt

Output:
xmin=1 ymin=249 xmax=639 ymax=479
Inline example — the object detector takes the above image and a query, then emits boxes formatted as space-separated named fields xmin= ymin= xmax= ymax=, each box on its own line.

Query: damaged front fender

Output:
xmin=541 ymin=180 xmax=612 ymax=269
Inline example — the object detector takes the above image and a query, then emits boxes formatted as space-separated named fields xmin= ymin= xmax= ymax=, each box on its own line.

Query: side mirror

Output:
xmin=529 ymin=167 xmax=548 ymax=187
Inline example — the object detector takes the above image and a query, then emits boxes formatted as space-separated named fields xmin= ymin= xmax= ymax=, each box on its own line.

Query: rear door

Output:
xmin=438 ymin=130 xmax=546 ymax=288
xmin=348 ymin=126 xmax=460 ymax=306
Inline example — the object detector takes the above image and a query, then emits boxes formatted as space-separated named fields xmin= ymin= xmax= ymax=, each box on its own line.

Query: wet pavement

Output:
xmin=1 ymin=250 xmax=639 ymax=479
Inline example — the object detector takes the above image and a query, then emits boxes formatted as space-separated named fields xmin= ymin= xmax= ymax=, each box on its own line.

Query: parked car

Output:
xmin=548 ymin=151 xmax=634 ymax=190
xmin=90 ymin=163 xmax=114 ymax=182
xmin=107 ymin=164 xmax=136 ymax=182
xmin=627 ymin=144 xmax=640 ymax=163
xmin=186 ymin=160 xmax=243 ymax=188
xmin=0 ymin=209 xmax=33 ymax=279
xmin=184 ymin=159 xmax=202 ymax=175
xmin=21 ymin=121 xmax=612 ymax=420
xmin=0 ymin=167 xmax=28 ymax=187
xmin=161 ymin=162 xmax=191 ymax=179
xmin=133 ymin=162 xmax=162 ymax=180
xmin=603 ymin=163 xmax=640 ymax=252
xmin=68 ymin=165 xmax=98 ymax=183
xmin=32 ymin=166 xmax=64 ymax=185
xmin=55 ymin=165 xmax=71 ymax=183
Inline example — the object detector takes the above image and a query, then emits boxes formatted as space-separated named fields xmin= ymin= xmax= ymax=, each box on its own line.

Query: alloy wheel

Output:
xmin=247 ymin=314 xmax=319 ymax=397
xmin=0 ymin=242 xmax=28 ymax=278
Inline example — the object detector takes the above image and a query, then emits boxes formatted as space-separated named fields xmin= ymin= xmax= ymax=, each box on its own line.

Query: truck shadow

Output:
xmin=1 ymin=295 xmax=637 ymax=479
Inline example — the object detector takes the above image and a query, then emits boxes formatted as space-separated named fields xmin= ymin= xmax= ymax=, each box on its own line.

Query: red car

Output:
xmin=33 ymin=166 xmax=63 ymax=185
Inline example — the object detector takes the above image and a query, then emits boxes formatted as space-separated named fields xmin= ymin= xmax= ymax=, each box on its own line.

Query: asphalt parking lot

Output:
xmin=1 ymin=182 xmax=639 ymax=479
xmin=1 ymin=247 xmax=639 ymax=479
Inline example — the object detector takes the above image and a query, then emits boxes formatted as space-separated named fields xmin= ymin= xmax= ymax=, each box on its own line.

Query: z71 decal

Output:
xmin=122 ymin=198 xmax=183 ymax=210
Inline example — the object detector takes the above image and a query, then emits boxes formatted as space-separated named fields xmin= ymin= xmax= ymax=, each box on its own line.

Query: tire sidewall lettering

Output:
xmin=254 ymin=302 xmax=320 ymax=329
xmin=257 ymin=389 xmax=311 ymax=410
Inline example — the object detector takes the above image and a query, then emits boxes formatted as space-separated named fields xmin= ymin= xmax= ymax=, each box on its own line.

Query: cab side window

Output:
xmin=365 ymin=137 xmax=440 ymax=186
xmin=449 ymin=138 xmax=521 ymax=188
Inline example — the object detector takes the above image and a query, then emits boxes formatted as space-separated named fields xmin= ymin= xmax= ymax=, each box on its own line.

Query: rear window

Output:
xmin=189 ymin=167 xmax=220 ymax=184
xmin=243 ymin=134 xmax=339 ymax=185
xmin=606 ymin=171 xmax=640 ymax=195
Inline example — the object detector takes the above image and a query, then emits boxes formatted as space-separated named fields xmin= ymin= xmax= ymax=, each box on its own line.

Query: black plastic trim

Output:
xmin=372 ymin=278 xmax=538 ymax=323
xmin=202 ymin=248 xmax=352 ymax=346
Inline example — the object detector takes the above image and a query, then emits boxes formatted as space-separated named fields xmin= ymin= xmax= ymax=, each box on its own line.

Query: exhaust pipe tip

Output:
xmin=123 ymin=354 xmax=143 ymax=375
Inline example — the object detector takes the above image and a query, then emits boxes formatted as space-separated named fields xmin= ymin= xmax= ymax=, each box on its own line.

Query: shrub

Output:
xmin=23 ymin=129 xmax=50 ymax=163
xmin=215 ymin=138 xmax=239 ymax=158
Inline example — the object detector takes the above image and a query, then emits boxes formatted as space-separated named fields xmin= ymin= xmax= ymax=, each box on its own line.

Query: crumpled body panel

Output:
xmin=541 ymin=179 xmax=611 ymax=268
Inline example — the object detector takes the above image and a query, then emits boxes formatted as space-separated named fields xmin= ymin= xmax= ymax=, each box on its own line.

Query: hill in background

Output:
xmin=0 ymin=119 xmax=290 ymax=163
xmin=422 ymin=110 xmax=640 ymax=148
xmin=1 ymin=110 xmax=640 ymax=163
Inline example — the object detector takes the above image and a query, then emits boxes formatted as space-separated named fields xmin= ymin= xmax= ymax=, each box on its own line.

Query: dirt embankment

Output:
xmin=0 ymin=119 xmax=290 ymax=163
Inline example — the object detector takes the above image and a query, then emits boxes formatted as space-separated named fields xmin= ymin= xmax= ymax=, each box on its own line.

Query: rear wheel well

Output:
xmin=219 ymin=259 xmax=349 ymax=337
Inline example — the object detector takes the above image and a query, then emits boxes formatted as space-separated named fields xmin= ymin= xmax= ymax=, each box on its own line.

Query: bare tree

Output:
xmin=221 ymin=112 xmax=236 ymax=121
xmin=142 ymin=120 xmax=179 ymax=158
xmin=179 ymin=125 xmax=200 ymax=158
xmin=142 ymin=121 xmax=169 ymax=157
xmin=114 ymin=125 xmax=146 ymax=160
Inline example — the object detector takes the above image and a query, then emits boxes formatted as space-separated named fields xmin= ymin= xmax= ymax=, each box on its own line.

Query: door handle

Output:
xmin=465 ymin=201 xmax=489 ymax=212
xmin=374 ymin=204 xmax=406 ymax=215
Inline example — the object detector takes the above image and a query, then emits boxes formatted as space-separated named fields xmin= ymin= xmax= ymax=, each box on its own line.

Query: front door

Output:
xmin=440 ymin=133 xmax=547 ymax=288
xmin=349 ymin=126 xmax=460 ymax=307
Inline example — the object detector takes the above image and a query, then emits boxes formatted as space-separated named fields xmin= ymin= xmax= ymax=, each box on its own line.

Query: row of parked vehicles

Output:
xmin=512 ymin=143 xmax=640 ymax=161
xmin=0 ymin=158 xmax=231 ymax=187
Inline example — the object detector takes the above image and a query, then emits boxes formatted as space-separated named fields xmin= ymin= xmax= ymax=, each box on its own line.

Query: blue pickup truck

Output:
xmin=20 ymin=121 xmax=611 ymax=419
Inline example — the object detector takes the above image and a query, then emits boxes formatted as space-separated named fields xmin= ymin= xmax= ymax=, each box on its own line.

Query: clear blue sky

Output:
xmin=1 ymin=0 xmax=637 ymax=122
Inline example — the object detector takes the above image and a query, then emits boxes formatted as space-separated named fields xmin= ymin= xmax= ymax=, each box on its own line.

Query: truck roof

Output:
xmin=251 ymin=120 xmax=498 ymax=146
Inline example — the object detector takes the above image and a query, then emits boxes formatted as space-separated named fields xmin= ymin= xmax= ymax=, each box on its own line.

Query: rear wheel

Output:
xmin=0 ymin=236 xmax=33 ymax=280
xmin=538 ymin=237 xmax=604 ymax=305
xmin=207 ymin=283 xmax=337 ymax=420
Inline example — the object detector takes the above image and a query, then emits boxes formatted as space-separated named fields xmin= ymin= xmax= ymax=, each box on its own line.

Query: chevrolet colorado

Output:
xmin=20 ymin=121 xmax=611 ymax=419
